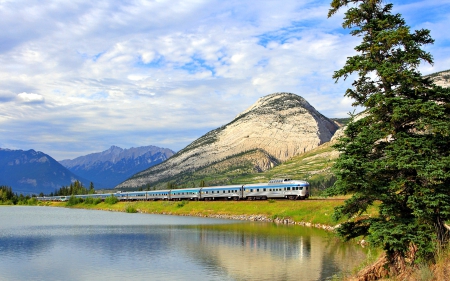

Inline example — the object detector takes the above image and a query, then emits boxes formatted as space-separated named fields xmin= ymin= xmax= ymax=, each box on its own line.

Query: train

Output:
xmin=37 ymin=178 xmax=310 ymax=202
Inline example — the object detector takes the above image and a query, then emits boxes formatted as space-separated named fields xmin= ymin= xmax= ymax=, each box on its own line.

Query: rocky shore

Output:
xmin=135 ymin=209 xmax=337 ymax=232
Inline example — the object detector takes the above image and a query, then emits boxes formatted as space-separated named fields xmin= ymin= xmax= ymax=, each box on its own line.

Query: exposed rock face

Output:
xmin=426 ymin=69 xmax=450 ymax=88
xmin=59 ymin=145 xmax=174 ymax=188
xmin=116 ymin=93 xmax=339 ymax=189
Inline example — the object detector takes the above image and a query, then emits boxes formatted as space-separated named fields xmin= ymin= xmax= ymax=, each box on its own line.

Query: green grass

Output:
xmin=48 ymin=197 xmax=377 ymax=227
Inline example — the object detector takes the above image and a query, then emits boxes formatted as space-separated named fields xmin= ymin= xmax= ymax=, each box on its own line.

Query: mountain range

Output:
xmin=0 ymin=148 xmax=90 ymax=194
xmin=0 ymin=145 xmax=174 ymax=194
xmin=59 ymin=145 xmax=175 ymax=188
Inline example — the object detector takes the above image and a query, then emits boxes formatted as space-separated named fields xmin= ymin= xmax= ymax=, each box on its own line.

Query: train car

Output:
xmin=146 ymin=190 xmax=170 ymax=201
xmin=113 ymin=192 xmax=129 ymax=201
xmin=91 ymin=193 xmax=110 ymax=200
xmin=126 ymin=191 xmax=147 ymax=201
xmin=200 ymin=185 xmax=243 ymax=201
xmin=243 ymin=179 xmax=310 ymax=200
xmin=170 ymin=188 xmax=201 ymax=201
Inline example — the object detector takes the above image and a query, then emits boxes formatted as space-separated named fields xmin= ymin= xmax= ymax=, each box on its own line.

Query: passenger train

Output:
xmin=37 ymin=179 xmax=310 ymax=202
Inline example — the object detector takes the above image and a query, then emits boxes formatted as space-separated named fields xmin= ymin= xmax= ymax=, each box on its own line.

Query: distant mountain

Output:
xmin=0 ymin=148 xmax=89 ymax=194
xmin=116 ymin=93 xmax=339 ymax=189
xmin=59 ymin=145 xmax=175 ymax=189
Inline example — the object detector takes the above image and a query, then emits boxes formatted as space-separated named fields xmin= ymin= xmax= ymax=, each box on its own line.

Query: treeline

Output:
xmin=48 ymin=180 xmax=95 ymax=197
xmin=308 ymin=175 xmax=337 ymax=196
xmin=0 ymin=185 xmax=38 ymax=205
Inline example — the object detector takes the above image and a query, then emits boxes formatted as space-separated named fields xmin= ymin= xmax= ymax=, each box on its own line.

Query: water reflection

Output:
xmin=0 ymin=207 xmax=366 ymax=281
xmin=168 ymin=224 xmax=365 ymax=281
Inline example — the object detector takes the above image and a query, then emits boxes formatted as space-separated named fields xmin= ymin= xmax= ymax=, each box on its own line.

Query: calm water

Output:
xmin=0 ymin=206 xmax=367 ymax=281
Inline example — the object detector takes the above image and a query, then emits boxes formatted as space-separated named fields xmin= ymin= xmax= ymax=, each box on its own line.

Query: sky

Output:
xmin=1 ymin=0 xmax=449 ymax=160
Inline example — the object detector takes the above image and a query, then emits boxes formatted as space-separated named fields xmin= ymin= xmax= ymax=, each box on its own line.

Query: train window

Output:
xmin=250 ymin=189 xmax=253 ymax=192
xmin=306 ymin=186 xmax=308 ymax=190
xmin=257 ymin=189 xmax=259 ymax=192
xmin=300 ymin=187 xmax=303 ymax=190
xmin=263 ymin=188 xmax=266 ymax=191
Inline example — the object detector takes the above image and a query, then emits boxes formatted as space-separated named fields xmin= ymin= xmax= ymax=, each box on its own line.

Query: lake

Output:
xmin=0 ymin=206 xmax=367 ymax=280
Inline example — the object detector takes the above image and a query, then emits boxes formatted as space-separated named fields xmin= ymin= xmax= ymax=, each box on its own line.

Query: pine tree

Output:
xmin=327 ymin=0 xmax=450 ymax=263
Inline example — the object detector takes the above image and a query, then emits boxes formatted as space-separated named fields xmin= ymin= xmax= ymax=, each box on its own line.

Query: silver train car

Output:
xmin=37 ymin=179 xmax=309 ymax=202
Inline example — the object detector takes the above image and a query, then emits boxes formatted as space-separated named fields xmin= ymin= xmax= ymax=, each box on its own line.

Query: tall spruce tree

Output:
xmin=327 ymin=0 xmax=450 ymax=262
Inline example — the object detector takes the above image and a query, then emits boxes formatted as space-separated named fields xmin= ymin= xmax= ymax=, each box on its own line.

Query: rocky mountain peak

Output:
xmin=116 ymin=92 xmax=339 ymax=189
xmin=59 ymin=145 xmax=175 ymax=188
xmin=235 ymin=92 xmax=310 ymax=118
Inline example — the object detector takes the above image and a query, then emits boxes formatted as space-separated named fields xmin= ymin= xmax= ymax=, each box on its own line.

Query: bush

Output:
xmin=27 ymin=197 xmax=38 ymax=205
xmin=125 ymin=204 xmax=137 ymax=213
xmin=84 ymin=197 xmax=102 ymax=205
xmin=66 ymin=195 xmax=83 ymax=206
xmin=104 ymin=194 xmax=119 ymax=205
xmin=176 ymin=200 xmax=189 ymax=208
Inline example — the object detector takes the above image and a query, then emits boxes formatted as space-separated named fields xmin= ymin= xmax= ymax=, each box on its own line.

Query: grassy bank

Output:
xmin=48 ymin=197 xmax=377 ymax=227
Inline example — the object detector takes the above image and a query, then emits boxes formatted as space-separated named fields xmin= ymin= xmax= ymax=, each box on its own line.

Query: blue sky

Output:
xmin=1 ymin=0 xmax=449 ymax=160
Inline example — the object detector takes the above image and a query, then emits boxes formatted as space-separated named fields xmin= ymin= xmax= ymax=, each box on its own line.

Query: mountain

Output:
xmin=116 ymin=92 xmax=340 ymax=189
xmin=59 ymin=145 xmax=175 ymax=188
xmin=425 ymin=69 xmax=450 ymax=88
xmin=0 ymin=148 xmax=89 ymax=194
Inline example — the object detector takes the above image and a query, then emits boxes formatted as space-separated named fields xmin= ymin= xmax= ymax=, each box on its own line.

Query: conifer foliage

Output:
xmin=327 ymin=0 xmax=450 ymax=262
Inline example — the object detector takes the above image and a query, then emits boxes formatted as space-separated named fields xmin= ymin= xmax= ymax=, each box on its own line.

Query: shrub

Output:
xmin=104 ymin=194 xmax=119 ymax=205
xmin=66 ymin=195 xmax=83 ymax=206
xmin=125 ymin=204 xmax=137 ymax=213
xmin=84 ymin=197 xmax=93 ymax=204
xmin=176 ymin=200 xmax=189 ymax=208
xmin=27 ymin=197 xmax=38 ymax=205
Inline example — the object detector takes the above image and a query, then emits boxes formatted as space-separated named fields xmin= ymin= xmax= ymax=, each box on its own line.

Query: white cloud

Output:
xmin=17 ymin=92 xmax=44 ymax=103
xmin=0 ymin=0 xmax=448 ymax=159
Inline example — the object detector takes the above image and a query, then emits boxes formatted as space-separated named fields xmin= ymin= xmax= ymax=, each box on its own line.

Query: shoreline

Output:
xmin=46 ymin=200 xmax=343 ymax=232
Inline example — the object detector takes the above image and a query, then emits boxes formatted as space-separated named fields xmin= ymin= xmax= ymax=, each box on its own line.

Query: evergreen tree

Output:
xmin=166 ymin=182 xmax=177 ymax=189
xmin=327 ymin=0 xmax=450 ymax=263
